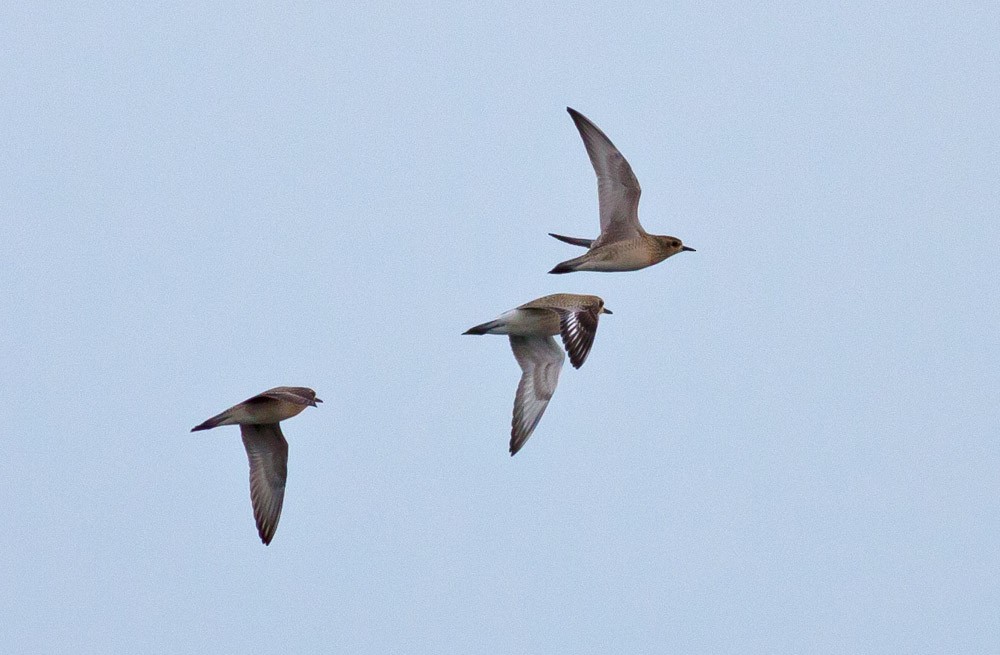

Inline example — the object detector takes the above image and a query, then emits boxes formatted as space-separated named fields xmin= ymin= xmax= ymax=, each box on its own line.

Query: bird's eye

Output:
xmin=672 ymin=240 xmax=680 ymax=248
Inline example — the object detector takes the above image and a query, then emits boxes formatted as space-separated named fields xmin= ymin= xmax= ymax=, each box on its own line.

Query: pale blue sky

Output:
xmin=3 ymin=2 xmax=999 ymax=653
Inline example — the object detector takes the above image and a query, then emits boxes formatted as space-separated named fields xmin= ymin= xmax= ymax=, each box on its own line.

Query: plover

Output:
xmin=464 ymin=294 xmax=611 ymax=455
xmin=191 ymin=386 xmax=321 ymax=545
xmin=549 ymin=107 xmax=695 ymax=274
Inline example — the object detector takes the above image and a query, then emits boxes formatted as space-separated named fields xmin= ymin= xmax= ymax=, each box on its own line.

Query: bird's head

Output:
xmin=655 ymin=235 xmax=696 ymax=259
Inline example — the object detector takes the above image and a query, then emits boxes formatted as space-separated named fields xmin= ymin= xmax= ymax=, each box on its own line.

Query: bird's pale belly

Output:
xmin=578 ymin=240 xmax=659 ymax=272
xmin=497 ymin=309 xmax=561 ymax=336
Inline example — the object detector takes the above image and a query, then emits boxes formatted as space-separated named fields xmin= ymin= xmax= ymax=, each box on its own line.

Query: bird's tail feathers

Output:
xmin=191 ymin=410 xmax=233 ymax=432
xmin=548 ymin=257 xmax=581 ymax=274
xmin=463 ymin=319 xmax=503 ymax=335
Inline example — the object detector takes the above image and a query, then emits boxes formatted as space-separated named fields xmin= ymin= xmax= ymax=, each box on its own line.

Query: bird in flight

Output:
xmin=191 ymin=386 xmax=321 ymax=545
xmin=464 ymin=294 xmax=611 ymax=455
xmin=549 ymin=107 xmax=695 ymax=274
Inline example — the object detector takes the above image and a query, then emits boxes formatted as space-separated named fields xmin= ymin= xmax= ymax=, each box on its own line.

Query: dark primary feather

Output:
xmin=557 ymin=307 xmax=602 ymax=369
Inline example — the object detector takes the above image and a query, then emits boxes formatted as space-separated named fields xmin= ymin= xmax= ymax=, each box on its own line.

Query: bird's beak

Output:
xmin=681 ymin=246 xmax=696 ymax=252
xmin=603 ymin=308 xmax=613 ymax=315
xmin=312 ymin=398 xmax=323 ymax=406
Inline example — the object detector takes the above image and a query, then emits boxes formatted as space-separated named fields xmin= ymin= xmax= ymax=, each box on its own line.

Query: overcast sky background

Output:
xmin=3 ymin=2 xmax=999 ymax=653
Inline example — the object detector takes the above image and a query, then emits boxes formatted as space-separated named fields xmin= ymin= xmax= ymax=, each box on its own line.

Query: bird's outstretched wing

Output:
xmin=567 ymin=107 xmax=645 ymax=247
xmin=555 ymin=303 xmax=603 ymax=369
xmin=240 ymin=423 xmax=289 ymax=545
xmin=508 ymin=335 xmax=565 ymax=455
